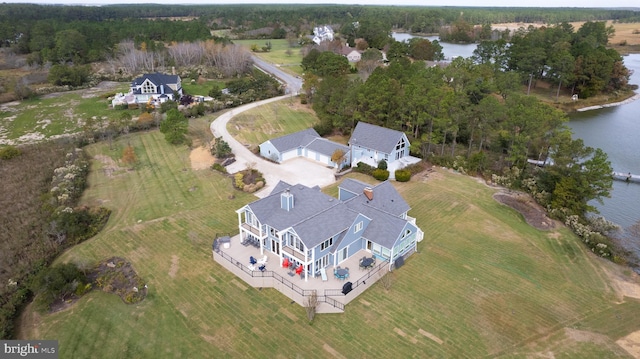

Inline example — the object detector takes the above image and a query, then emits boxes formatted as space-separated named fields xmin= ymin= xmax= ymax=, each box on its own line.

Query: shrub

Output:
xmin=395 ymin=169 xmax=411 ymax=182
xmin=211 ymin=163 xmax=227 ymax=173
xmin=212 ymin=136 xmax=233 ymax=158
xmin=234 ymin=173 xmax=244 ymax=189
xmin=377 ymin=159 xmax=387 ymax=170
xmin=0 ymin=145 xmax=21 ymax=160
xmin=354 ymin=162 xmax=375 ymax=175
xmin=31 ymin=263 xmax=87 ymax=312
xmin=372 ymin=169 xmax=389 ymax=181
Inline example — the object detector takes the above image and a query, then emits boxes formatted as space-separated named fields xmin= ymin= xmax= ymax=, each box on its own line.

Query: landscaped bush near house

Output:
xmin=211 ymin=163 xmax=227 ymax=173
xmin=395 ymin=169 xmax=411 ymax=182
xmin=372 ymin=168 xmax=389 ymax=181
xmin=377 ymin=159 xmax=387 ymax=170
xmin=354 ymin=162 xmax=375 ymax=175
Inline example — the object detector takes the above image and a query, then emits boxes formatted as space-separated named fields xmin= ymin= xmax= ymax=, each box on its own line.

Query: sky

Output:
xmin=2 ymin=0 xmax=639 ymax=9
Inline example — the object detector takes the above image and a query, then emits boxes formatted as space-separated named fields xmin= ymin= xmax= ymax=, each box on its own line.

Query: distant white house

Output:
xmin=340 ymin=46 xmax=362 ymax=63
xmin=259 ymin=128 xmax=350 ymax=169
xmin=312 ymin=25 xmax=334 ymax=45
xmin=112 ymin=73 xmax=183 ymax=108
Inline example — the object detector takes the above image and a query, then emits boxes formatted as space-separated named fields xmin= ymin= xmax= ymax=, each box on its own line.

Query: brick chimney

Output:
xmin=363 ymin=187 xmax=373 ymax=201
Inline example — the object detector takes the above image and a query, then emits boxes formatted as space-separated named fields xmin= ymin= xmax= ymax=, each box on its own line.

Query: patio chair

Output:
xmin=258 ymin=255 xmax=267 ymax=265
xmin=249 ymin=256 xmax=257 ymax=265
xmin=258 ymin=264 xmax=266 ymax=272
xmin=248 ymin=264 xmax=256 ymax=271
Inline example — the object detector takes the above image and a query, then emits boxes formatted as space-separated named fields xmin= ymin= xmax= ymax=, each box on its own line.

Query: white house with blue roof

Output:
xmin=235 ymin=179 xmax=423 ymax=281
xmin=259 ymin=128 xmax=350 ymax=168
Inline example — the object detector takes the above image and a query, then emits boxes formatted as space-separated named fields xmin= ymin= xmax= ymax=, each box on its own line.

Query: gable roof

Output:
xmin=245 ymin=180 xmax=413 ymax=250
xmin=132 ymin=73 xmax=180 ymax=88
xmin=349 ymin=122 xmax=406 ymax=154
xmin=342 ymin=179 xmax=410 ymax=217
xmin=269 ymin=128 xmax=320 ymax=153
xmin=305 ymin=138 xmax=349 ymax=157
xmin=247 ymin=181 xmax=339 ymax=233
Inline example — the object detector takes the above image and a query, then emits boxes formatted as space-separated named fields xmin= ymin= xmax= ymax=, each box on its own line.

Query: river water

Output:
xmin=393 ymin=32 xmax=640 ymax=250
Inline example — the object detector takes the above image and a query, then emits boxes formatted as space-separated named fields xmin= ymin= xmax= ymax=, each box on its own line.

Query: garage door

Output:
xmin=318 ymin=154 xmax=330 ymax=164
xmin=281 ymin=150 xmax=298 ymax=161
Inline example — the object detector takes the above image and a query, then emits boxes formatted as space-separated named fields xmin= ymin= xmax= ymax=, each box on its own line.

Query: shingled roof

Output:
xmin=268 ymin=128 xmax=320 ymax=153
xmin=349 ymin=122 xmax=406 ymax=154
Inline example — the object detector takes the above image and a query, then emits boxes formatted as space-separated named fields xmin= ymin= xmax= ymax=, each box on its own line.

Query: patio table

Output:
xmin=336 ymin=268 xmax=349 ymax=279
xmin=361 ymin=257 xmax=374 ymax=269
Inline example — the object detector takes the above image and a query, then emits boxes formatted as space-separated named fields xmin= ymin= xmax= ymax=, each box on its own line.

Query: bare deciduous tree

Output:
xmin=305 ymin=291 xmax=318 ymax=322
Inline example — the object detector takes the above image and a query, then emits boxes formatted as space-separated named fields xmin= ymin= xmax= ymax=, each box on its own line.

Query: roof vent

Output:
xmin=363 ymin=187 xmax=373 ymax=201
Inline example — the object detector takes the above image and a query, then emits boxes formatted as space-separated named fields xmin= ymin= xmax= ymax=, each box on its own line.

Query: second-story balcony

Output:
xmin=241 ymin=222 xmax=266 ymax=238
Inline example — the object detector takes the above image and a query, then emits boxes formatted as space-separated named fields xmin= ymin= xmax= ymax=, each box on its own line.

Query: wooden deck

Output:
xmin=212 ymin=234 xmax=389 ymax=313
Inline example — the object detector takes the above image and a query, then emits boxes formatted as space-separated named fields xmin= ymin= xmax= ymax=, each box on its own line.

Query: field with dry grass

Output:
xmin=493 ymin=21 xmax=640 ymax=53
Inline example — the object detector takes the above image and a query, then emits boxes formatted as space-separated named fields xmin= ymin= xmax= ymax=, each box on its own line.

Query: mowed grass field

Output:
xmin=18 ymin=119 xmax=640 ymax=357
xmin=227 ymin=99 xmax=318 ymax=147
xmin=234 ymin=39 xmax=304 ymax=75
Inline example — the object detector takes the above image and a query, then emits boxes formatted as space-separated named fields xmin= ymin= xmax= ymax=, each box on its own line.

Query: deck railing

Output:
xmin=213 ymin=239 xmax=344 ymax=310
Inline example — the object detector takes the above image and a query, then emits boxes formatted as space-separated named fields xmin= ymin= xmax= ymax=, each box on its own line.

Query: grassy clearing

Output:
xmin=181 ymin=79 xmax=226 ymax=97
xmin=227 ymin=98 xmax=318 ymax=147
xmin=234 ymin=39 xmax=304 ymax=75
xmin=0 ymin=83 xmax=132 ymax=145
xmin=18 ymin=126 xmax=640 ymax=357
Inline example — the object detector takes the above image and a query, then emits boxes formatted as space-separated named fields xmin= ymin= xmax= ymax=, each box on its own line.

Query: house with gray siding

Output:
xmin=349 ymin=121 xmax=421 ymax=178
xmin=235 ymin=179 xmax=423 ymax=281
xmin=259 ymin=128 xmax=350 ymax=168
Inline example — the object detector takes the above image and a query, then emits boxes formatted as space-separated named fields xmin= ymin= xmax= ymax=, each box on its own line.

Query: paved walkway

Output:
xmin=209 ymin=96 xmax=336 ymax=198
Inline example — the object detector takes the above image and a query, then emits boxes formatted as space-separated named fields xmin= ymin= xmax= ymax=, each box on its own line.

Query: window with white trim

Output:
xmin=320 ymin=237 xmax=333 ymax=251
xmin=354 ymin=221 xmax=363 ymax=233
xmin=142 ymin=81 xmax=156 ymax=94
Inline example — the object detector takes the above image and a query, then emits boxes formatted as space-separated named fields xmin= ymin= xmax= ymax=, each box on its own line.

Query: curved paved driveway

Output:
xmin=210 ymin=96 xmax=336 ymax=198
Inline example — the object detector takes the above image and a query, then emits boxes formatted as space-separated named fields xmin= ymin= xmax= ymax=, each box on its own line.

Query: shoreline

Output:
xmin=576 ymin=93 xmax=640 ymax=112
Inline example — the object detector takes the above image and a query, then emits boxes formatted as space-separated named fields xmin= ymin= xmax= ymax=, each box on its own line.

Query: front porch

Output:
xmin=212 ymin=235 xmax=390 ymax=313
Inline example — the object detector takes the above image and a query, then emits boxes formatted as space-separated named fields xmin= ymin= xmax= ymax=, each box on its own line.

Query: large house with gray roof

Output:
xmin=259 ymin=128 xmax=350 ymax=168
xmin=112 ymin=73 xmax=183 ymax=108
xmin=235 ymin=179 xmax=423 ymax=281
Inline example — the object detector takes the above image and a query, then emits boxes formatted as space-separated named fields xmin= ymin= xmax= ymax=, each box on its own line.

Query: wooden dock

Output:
xmin=612 ymin=172 xmax=640 ymax=183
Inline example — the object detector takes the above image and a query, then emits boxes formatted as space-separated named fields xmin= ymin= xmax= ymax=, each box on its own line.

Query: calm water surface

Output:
xmin=567 ymin=54 xmax=640 ymax=236
xmin=392 ymin=32 xmax=640 ymax=247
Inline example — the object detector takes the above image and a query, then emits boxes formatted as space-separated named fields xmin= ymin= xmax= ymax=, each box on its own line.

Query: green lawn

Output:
xmin=182 ymin=79 xmax=226 ymax=97
xmin=18 ymin=123 xmax=640 ymax=357
xmin=227 ymin=98 xmax=318 ymax=147
xmin=234 ymin=39 xmax=304 ymax=75
xmin=0 ymin=83 xmax=133 ymax=144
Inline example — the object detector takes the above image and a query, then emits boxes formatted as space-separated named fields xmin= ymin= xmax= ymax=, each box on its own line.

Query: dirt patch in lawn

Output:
xmin=94 ymin=154 xmax=126 ymax=177
xmin=617 ymin=330 xmax=640 ymax=358
xmin=88 ymin=257 xmax=147 ymax=304
xmin=189 ymin=146 xmax=215 ymax=170
xmin=494 ymin=191 xmax=557 ymax=231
